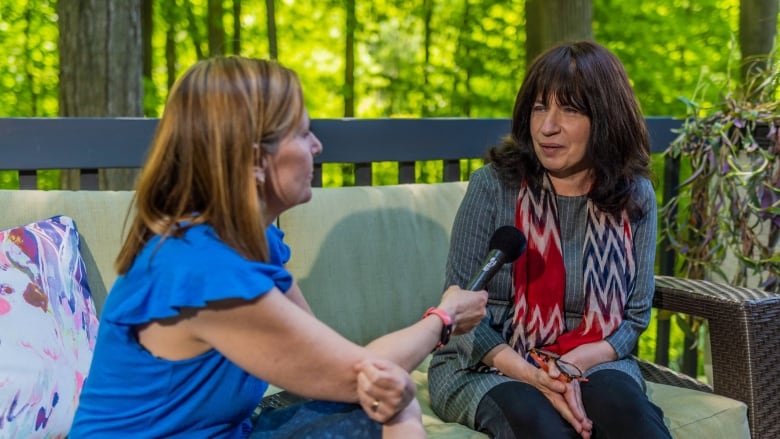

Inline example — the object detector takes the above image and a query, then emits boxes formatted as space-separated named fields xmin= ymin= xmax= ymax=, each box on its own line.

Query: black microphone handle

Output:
xmin=466 ymin=249 xmax=507 ymax=291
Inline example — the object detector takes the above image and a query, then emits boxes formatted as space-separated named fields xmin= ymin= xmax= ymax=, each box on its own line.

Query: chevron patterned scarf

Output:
xmin=507 ymin=175 xmax=636 ymax=358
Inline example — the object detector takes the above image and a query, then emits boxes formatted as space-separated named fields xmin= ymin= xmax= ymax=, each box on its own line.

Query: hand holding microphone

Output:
xmin=436 ymin=226 xmax=527 ymax=337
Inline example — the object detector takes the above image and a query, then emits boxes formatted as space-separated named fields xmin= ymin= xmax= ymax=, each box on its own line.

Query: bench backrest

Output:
xmin=279 ymin=182 xmax=468 ymax=343
xmin=0 ymin=183 xmax=468 ymax=346
xmin=0 ymin=190 xmax=134 ymax=313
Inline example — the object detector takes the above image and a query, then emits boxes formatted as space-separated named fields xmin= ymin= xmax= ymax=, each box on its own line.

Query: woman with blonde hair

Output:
xmin=71 ymin=56 xmax=487 ymax=438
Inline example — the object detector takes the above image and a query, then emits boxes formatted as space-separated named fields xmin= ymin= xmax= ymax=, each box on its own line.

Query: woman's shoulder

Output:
xmin=632 ymin=177 xmax=655 ymax=200
xmin=631 ymin=176 xmax=657 ymax=217
xmin=464 ymin=165 xmax=505 ymax=201
xmin=147 ymin=224 xmax=283 ymax=267
xmin=104 ymin=224 xmax=292 ymax=324
xmin=469 ymin=163 xmax=514 ymax=191
xmin=141 ymin=224 xmax=247 ymax=269
xmin=470 ymin=163 xmax=497 ymax=181
xmin=154 ymin=225 xmax=290 ymax=282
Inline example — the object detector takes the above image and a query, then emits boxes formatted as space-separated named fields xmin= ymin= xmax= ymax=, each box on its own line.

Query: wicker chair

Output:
xmin=638 ymin=276 xmax=780 ymax=439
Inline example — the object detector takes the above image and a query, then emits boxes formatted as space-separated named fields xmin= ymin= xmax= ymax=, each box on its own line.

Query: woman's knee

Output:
xmin=251 ymin=401 xmax=382 ymax=439
xmin=582 ymin=371 xmax=671 ymax=438
xmin=475 ymin=381 xmax=576 ymax=438
xmin=581 ymin=370 xmax=649 ymax=414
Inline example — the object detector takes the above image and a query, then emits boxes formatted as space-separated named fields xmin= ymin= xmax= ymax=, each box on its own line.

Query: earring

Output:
xmin=254 ymin=167 xmax=265 ymax=185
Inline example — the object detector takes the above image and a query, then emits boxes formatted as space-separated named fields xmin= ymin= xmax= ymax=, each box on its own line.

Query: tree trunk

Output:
xmin=525 ymin=0 xmax=593 ymax=66
xmin=422 ymin=0 xmax=434 ymax=117
xmin=141 ymin=0 xmax=153 ymax=79
xmin=340 ymin=0 xmax=357 ymax=184
xmin=58 ymin=0 xmax=143 ymax=190
xmin=184 ymin=0 xmax=205 ymax=59
xmin=141 ymin=0 xmax=156 ymax=116
xmin=23 ymin=3 xmax=38 ymax=116
xmin=265 ymin=0 xmax=278 ymax=59
xmin=739 ymin=0 xmax=779 ymax=81
xmin=344 ymin=0 xmax=356 ymax=117
xmin=450 ymin=0 xmax=473 ymax=116
xmin=163 ymin=1 xmax=178 ymax=91
xmin=233 ymin=0 xmax=242 ymax=55
xmin=208 ymin=0 xmax=226 ymax=56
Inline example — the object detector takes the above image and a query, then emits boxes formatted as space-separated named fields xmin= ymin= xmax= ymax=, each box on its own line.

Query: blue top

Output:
xmin=71 ymin=225 xmax=293 ymax=438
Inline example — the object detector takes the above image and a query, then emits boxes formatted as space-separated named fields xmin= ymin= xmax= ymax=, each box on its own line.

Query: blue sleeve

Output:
xmin=103 ymin=225 xmax=294 ymax=325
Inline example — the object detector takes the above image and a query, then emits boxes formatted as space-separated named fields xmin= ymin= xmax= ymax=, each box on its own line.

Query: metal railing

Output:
xmin=0 ymin=117 xmax=681 ymax=186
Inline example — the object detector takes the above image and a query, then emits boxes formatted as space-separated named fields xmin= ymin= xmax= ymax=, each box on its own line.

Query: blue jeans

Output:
xmin=250 ymin=400 xmax=382 ymax=439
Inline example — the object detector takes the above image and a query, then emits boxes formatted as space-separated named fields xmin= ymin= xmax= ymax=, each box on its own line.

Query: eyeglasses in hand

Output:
xmin=529 ymin=348 xmax=589 ymax=383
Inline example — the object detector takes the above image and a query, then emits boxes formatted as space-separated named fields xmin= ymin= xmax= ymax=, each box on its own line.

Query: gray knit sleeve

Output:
xmin=446 ymin=167 xmax=510 ymax=367
xmin=604 ymin=177 xmax=658 ymax=358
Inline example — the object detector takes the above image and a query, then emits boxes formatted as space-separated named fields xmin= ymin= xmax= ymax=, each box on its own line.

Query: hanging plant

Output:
xmin=661 ymin=55 xmax=779 ymax=293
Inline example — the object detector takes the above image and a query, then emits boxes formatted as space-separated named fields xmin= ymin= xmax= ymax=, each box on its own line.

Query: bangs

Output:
xmin=533 ymin=57 xmax=589 ymax=115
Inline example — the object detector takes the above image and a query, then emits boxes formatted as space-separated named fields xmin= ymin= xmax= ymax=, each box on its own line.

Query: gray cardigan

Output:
xmin=428 ymin=164 xmax=657 ymax=428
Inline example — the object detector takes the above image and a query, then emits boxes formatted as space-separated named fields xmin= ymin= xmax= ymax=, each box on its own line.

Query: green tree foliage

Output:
xmin=0 ymin=0 xmax=58 ymax=117
xmin=1 ymin=0 xmax=775 ymax=193
xmin=3 ymin=0 xmax=776 ymax=120
xmin=0 ymin=0 xmax=58 ymax=189
xmin=596 ymin=0 xmax=744 ymax=117
xmin=1 ymin=0 xmax=777 ymax=190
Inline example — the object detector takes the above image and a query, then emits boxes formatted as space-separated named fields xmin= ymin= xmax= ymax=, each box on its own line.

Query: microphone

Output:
xmin=465 ymin=225 xmax=526 ymax=290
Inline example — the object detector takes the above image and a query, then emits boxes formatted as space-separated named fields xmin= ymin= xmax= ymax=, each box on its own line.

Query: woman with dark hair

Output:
xmin=70 ymin=56 xmax=488 ymax=439
xmin=428 ymin=41 xmax=672 ymax=438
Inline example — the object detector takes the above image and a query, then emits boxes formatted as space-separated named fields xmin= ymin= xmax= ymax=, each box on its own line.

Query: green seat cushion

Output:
xmin=645 ymin=380 xmax=749 ymax=438
xmin=262 ymin=356 xmax=749 ymax=438
xmin=411 ymin=356 xmax=749 ymax=439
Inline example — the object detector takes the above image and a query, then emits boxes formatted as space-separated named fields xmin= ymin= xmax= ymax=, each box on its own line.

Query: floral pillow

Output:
xmin=0 ymin=215 xmax=98 ymax=438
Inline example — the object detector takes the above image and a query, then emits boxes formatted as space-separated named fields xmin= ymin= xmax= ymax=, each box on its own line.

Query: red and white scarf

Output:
xmin=507 ymin=175 xmax=636 ymax=357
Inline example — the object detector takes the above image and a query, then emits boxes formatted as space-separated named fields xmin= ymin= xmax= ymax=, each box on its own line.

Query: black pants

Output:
xmin=474 ymin=370 xmax=672 ymax=439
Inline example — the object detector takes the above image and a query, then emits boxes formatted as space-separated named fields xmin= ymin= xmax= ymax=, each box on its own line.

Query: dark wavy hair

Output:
xmin=488 ymin=40 xmax=651 ymax=219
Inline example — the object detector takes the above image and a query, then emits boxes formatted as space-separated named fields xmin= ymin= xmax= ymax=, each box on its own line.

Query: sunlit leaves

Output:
xmin=0 ymin=0 xmax=58 ymax=117
xmin=595 ymin=0 xmax=744 ymax=118
xmin=1 ymin=0 xmax=772 ymax=120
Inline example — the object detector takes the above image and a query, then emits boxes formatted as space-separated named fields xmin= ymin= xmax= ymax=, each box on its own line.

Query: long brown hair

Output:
xmin=488 ymin=40 xmax=651 ymax=218
xmin=116 ymin=56 xmax=304 ymax=274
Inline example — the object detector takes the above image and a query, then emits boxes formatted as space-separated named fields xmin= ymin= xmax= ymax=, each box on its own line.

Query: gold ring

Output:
xmin=371 ymin=400 xmax=380 ymax=412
